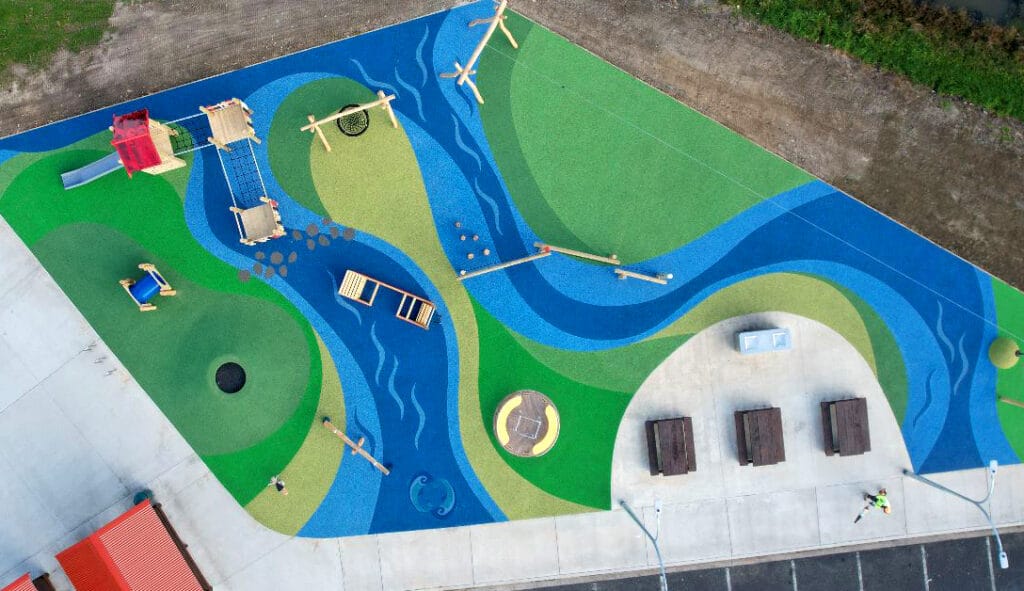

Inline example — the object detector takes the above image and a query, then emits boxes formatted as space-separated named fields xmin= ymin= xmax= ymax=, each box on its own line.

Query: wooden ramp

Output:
xmin=338 ymin=270 xmax=435 ymax=329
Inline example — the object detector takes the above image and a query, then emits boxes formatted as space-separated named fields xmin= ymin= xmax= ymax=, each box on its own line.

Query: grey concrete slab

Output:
xmin=158 ymin=471 xmax=288 ymax=586
xmin=0 ymin=386 xmax=128 ymax=532
xmin=340 ymin=535 xmax=383 ymax=591
xmin=219 ymin=537 xmax=344 ymax=591
xmin=859 ymin=544 xmax=926 ymax=591
xmin=377 ymin=526 xmax=474 ymax=590
xmin=793 ymin=553 xmax=860 ymax=591
xmin=0 ymin=218 xmax=38 ymax=304
xmin=726 ymin=488 xmax=821 ymax=556
xmin=0 ymin=270 xmax=93 ymax=380
xmin=903 ymin=468 xmax=1017 ymax=536
xmin=816 ymin=478 xmax=907 ymax=545
xmin=44 ymin=347 xmax=193 ymax=489
xmin=728 ymin=560 xmax=793 ymax=591
xmin=469 ymin=517 xmax=560 ymax=585
xmin=923 ymin=538 xmax=992 ymax=591
xmin=0 ymin=451 xmax=64 ymax=577
xmin=554 ymin=509 xmax=648 ymax=576
xmin=642 ymin=498 xmax=731 ymax=567
xmin=0 ymin=335 xmax=39 ymax=414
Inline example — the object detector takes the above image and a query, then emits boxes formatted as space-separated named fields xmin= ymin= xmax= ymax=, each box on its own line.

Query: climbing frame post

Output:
xmin=440 ymin=0 xmax=517 ymax=105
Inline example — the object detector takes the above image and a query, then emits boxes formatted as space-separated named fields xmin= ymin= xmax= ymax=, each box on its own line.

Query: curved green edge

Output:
xmin=244 ymin=335 xmax=345 ymax=535
xmin=0 ymin=145 xmax=321 ymax=506
xmin=268 ymin=77 xmax=589 ymax=519
xmin=31 ymin=223 xmax=310 ymax=455
xmin=474 ymin=297 xmax=631 ymax=509
xmin=993 ymin=277 xmax=1024 ymax=458
xmin=478 ymin=12 xmax=814 ymax=264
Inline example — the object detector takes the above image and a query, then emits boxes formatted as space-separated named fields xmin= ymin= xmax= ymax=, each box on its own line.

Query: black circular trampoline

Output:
xmin=336 ymin=104 xmax=370 ymax=136
xmin=216 ymin=362 xmax=246 ymax=394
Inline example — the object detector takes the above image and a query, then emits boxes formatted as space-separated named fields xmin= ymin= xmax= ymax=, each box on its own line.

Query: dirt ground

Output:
xmin=1 ymin=0 xmax=1021 ymax=289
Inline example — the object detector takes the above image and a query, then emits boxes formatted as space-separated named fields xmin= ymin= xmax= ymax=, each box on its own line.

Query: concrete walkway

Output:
xmin=1 ymin=215 xmax=1022 ymax=591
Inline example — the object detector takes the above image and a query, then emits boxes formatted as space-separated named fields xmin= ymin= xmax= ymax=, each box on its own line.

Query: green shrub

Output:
xmin=730 ymin=0 xmax=1024 ymax=121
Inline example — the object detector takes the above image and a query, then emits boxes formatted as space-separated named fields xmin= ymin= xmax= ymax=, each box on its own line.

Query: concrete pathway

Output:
xmin=1 ymin=214 xmax=1022 ymax=591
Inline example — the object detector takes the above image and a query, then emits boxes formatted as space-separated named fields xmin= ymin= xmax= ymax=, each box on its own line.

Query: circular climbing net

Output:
xmin=336 ymin=104 xmax=370 ymax=137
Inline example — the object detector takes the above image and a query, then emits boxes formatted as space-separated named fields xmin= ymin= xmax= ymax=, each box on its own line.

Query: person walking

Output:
xmin=855 ymin=488 xmax=890 ymax=523
xmin=269 ymin=475 xmax=289 ymax=496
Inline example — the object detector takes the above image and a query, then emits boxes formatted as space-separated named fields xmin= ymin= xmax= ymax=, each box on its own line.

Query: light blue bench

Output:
xmin=736 ymin=327 xmax=792 ymax=354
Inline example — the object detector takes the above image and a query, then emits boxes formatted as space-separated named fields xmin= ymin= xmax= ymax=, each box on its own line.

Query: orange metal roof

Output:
xmin=57 ymin=500 xmax=203 ymax=591
xmin=1 ymin=574 xmax=36 ymax=591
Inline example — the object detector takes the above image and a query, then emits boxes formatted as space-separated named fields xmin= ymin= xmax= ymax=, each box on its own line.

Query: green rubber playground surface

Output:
xmin=0 ymin=2 xmax=1021 ymax=539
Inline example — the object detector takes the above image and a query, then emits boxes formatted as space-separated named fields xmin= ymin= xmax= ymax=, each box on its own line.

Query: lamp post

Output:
xmin=619 ymin=499 xmax=668 ymax=591
xmin=903 ymin=460 xmax=1008 ymax=569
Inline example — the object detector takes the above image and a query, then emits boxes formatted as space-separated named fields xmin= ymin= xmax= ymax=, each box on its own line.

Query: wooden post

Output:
xmin=614 ymin=269 xmax=673 ymax=285
xmin=457 ymin=249 xmax=551 ymax=281
xmin=307 ymin=115 xmax=332 ymax=152
xmin=459 ymin=0 xmax=515 ymax=86
xmin=322 ymin=418 xmax=390 ymax=475
xmin=440 ymin=61 xmax=484 ymax=104
xmin=377 ymin=90 xmax=398 ymax=128
xmin=535 ymin=242 xmax=619 ymax=265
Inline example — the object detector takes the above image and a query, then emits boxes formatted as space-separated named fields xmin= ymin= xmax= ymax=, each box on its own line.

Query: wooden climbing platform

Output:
xmin=338 ymin=270 xmax=435 ymax=329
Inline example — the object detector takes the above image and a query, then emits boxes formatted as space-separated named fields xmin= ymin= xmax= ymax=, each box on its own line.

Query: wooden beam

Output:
xmin=322 ymin=418 xmax=390 ymax=475
xmin=458 ymin=0 xmax=510 ymax=86
xmin=300 ymin=93 xmax=396 ymax=132
xmin=614 ymin=268 xmax=672 ymax=285
xmin=307 ymin=115 xmax=332 ymax=152
xmin=458 ymin=250 xmax=551 ymax=281
xmin=378 ymin=90 xmax=398 ymax=128
xmin=535 ymin=242 xmax=619 ymax=265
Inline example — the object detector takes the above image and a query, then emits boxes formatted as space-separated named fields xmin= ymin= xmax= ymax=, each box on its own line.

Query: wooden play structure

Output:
xmin=201 ymin=98 xmax=260 ymax=151
xmin=440 ymin=0 xmax=518 ymax=104
xmin=322 ymin=417 xmax=390 ymax=475
xmin=338 ymin=270 xmax=436 ymax=329
xmin=300 ymin=91 xmax=398 ymax=152
xmin=119 ymin=263 xmax=176 ymax=312
xmin=111 ymin=109 xmax=186 ymax=177
xmin=230 ymin=196 xmax=286 ymax=245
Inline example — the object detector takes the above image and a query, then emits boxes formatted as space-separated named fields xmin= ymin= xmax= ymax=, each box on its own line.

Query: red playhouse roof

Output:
xmin=56 ymin=500 xmax=204 ymax=591
xmin=110 ymin=109 xmax=161 ymax=177
xmin=1 ymin=574 xmax=36 ymax=591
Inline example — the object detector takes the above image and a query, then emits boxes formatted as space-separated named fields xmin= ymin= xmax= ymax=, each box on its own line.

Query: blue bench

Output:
xmin=736 ymin=328 xmax=792 ymax=355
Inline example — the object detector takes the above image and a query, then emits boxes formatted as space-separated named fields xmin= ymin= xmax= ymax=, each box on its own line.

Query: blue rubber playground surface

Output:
xmin=1 ymin=0 xmax=1023 ymax=538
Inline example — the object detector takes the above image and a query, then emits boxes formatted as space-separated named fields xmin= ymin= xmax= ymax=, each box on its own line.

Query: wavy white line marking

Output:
xmin=386 ymin=357 xmax=405 ymax=419
xmin=370 ymin=322 xmax=386 ymax=385
xmin=410 ymin=384 xmax=426 ymax=450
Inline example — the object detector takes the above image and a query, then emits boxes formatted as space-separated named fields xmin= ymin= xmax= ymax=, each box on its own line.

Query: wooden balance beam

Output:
xmin=322 ymin=417 xmax=390 ymax=475
xmin=614 ymin=268 xmax=673 ymax=285
xmin=457 ymin=249 xmax=551 ymax=281
xmin=301 ymin=91 xmax=397 ymax=152
xmin=535 ymin=242 xmax=619 ymax=265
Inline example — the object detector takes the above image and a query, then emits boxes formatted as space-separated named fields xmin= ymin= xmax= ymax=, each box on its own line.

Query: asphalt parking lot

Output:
xmin=535 ymin=532 xmax=1024 ymax=591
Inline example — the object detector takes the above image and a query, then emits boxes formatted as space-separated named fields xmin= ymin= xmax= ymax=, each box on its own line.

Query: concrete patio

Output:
xmin=2 ymin=212 xmax=1022 ymax=590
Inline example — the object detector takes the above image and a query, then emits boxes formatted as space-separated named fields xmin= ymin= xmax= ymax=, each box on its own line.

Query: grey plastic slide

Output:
xmin=61 ymin=152 xmax=124 ymax=190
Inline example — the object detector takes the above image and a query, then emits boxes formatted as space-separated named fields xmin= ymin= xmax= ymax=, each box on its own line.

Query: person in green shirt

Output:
xmin=865 ymin=488 xmax=891 ymax=514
